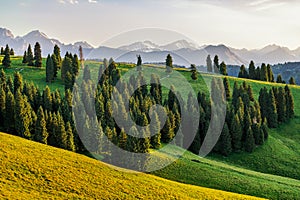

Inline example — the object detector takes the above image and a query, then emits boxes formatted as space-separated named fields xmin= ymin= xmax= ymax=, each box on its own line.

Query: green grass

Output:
xmin=0 ymin=132 xmax=262 ymax=200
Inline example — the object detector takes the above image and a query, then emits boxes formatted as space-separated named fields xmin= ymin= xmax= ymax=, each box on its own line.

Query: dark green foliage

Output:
xmin=191 ymin=64 xmax=198 ymax=80
xmin=10 ymin=48 xmax=14 ymax=56
xmin=13 ymin=72 xmax=23 ymax=93
xmin=244 ymin=128 xmax=255 ymax=153
xmin=260 ymin=64 xmax=268 ymax=82
xmin=34 ymin=42 xmax=42 ymax=68
xmin=4 ymin=91 xmax=15 ymax=132
xmin=150 ymin=111 xmax=161 ymax=149
xmin=289 ymin=77 xmax=296 ymax=85
xmin=206 ymin=55 xmax=213 ymax=72
xmin=65 ymin=122 xmax=75 ymax=152
xmin=267 ymin=89 xmax=278 ymax=128
xmin=0 ymin=47 xmax=4 ymax=55
xmin=2 ymin=45 xmax=11 ymax=68
xmin=22 ymin=51 xmax=27 ymax=64
xmin=27 ymin=44 xmax=34 ymax=66
xmin=238 ymin=65 xmax=248 ymax=79
xmin=43 ymin=86 xmax=52 ymax=111
xmin=61 ymin=54 xmax=72 ymax=81
xmin=166 ymin=54 xmax=173 ymax=73
xmin=230 ymin=114 xmax=242 ymax=151
xmin=53 ymin=45 xmax=62 ymax=68
xmin=277 ymin=87 xmax=286 ymax=123
xmin=213 ymin=55 xmax=219 ymax=73
xmin=219 ymin=123 xmax=232 ymax=156
xmin=219 ymin=61 xmax=227 ymax=75
xmin=51 ymin=54 xmax=59 ymax=78
xmin=277 ymin=74 xmax=283 ymax=83
xmin=248 ymin=61 xmax=256 ymax=80
xmin=46 ymin=55 xmax=54 ymax=82
xmin=267 ymin=64 xmax=274 ymax=82
xmin=0 ymin=87 xmax=6 ymax=125
xmin=285 ymin=85 xmax=294 ymax=119
xmin=35 ymin=106 xmax=48 ymax=144
xmin=223 ymin=77 xmax=230 ymax=100
xmin=136 ymin=55 xmax=142 ymax=71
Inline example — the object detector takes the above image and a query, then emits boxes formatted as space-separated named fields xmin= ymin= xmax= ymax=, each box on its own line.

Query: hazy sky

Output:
xmin=2 ymin=0 xmax=300 ymax=49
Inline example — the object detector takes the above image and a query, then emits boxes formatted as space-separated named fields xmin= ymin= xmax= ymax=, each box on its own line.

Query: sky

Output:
xmin=1 ymin=0 xmax=300 ymax=49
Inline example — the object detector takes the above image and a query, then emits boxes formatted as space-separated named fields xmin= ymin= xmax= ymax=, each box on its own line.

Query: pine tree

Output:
xmin=22 ymin=51 xmax=27 ymax=64
xmin=53 ymin=44 xmax=62 ymax=68
xmin=10 ymin=48 xmax=14 ymax=56
xmin=150 ymin=111 xmax=161 ymax=149
xmin=190 ymin=64 xmax=198 ymax=80
xmin=285 ymin=85 xmax=294 ymax=119
xmin=238 ymin=65 xmax=248 ymax=78
xmin=219 ymin=61 xmax=227 ymax=75
xmin=223 ymin=77 xmax=231 ymax=100
xmin=248 ymin=61 xmax=256 ymax=80
xmin=35 ymin=106 xmax=48 ymax=144
xmin=247 ymin=85 xmax=255 ymax=102
xmin=43 ymin=86 xmax=52 ymax=111
xmin=213 ymin=55 xmax=219 ymax=73
xmin=4 ymin=91 xmax=15 ymax=132
xmin=289 ymin=77 xmax=296 ymax=85
xmin=260 ymin=63 xmax=268 ymax=82
xmin=244 ymin=128 xmax=255 ymax=153
xmin=267 ymin=89 xmax=278 ymax=128
xmin=219 ymin=123 xmax=232 ymax=156
xmin=0 ymin=47 xmax=4 ymax=55
xmin=2 ymin=45 xmax=11 ymax=68
xmin=276 ymin=74 xmax=283 ymax=83
xmin=137 ymin=55 xmax=142 ymax=71
xmin=61 ymin=55 xmax=72 ymax=81
xmin=255 ymin=67 xmax=261 ymax=80
xmin=13 ymin=72 xmax=23 ymax=93
xmin=277 ymin=87 xmax=286 ymax=123
xmin=34 ymin=42 xmax=42 ymax=68
xmin=230 ymin=114 xmax=242 ymax=151
xmin=0 ymin=87 xmax=6 ymax=126
xmin=65 ymin=122 xmax=75 ymax=151
xmin=166 ymin=54 xmax=173 ymax=73
xmin=46 ymin=54 xmax=54 ymax=82
xmin=27 ymin=44 xmax=34 ymax=66
xmin=206 ymin=55 xmax=213 ymax=72
xmin=267 ymin=64 xmax=274 ymax=82
xmin=51 ymin=54 xmax=59 ymax=79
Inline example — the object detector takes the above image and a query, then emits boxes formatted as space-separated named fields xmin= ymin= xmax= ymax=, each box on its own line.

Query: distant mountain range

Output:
xmin=1 ymin=27 xmax=300 ymax=67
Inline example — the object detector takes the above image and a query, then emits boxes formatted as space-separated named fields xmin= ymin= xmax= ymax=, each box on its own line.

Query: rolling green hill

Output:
xmin=0 ymin=132 xmax=262 ymax=200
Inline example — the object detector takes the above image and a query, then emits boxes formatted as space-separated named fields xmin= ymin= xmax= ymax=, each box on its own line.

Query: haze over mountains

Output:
xmin=1 ymin=27 xmax=300 ymax=67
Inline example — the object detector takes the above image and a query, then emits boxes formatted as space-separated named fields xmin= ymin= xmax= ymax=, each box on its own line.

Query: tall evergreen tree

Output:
xmin=150 ymin=111 xmax=161 ymax=149
xmin=206 ymin=55 xmax=213 ymax=72
xmin=53 ymin=44 xmax=62 ymax=68
xmin=213 ymin=55 xmax=219 ymax=73
xmin=22 ymin=51 xmax=27 ymax=64
xmin=285 ymin=85 xmax=294 ymax=119
xmin=10 ymin=48 xmax=14 ymax=56
xmin=260 ymin=63 xmax=268 ymax=82
xmin=0 ymin=87 xmax=6 ymax=126
xmin=238 ymin=65 xmax=248 ymax=78
xmin=244 ymin=128 xmax=255 ymax=153
xmin=34 ymin=42 xmax=42 ymax=68
xmin=230 ymin=114 xmax=242 ymax=151
xmin=4 ymin=91 xmax=15 ymax=132
xmin=219 ymin=61 xmax=227 ymax=75
xmin=289 ymin=77 xmax=296 ymax=85
xmin=46 ymin=54 xmax=54 ymax=82
xmin=223 ymin=77 xmax=231 ymax=100
xmin=218 ymin=123 xmax=232 ymax=156
xmin=51 ymin=54 xmax=59 ymax=79
xmin=267 ymin=64 xmax=274 ymax=82
xmin=277 ymin=74 xmax=283 ymax=83
xmin=166 ymin=54 xmax=173 ymax=73
xmin=277 ymin=87 xmax=286 ymax=123
xmin=13 ymin=72 xmax=23 ymax=93
xmin=136 ymin=55 xmax=142 ymax=71
xmin=65 ymin=122 xmax=76 ymax=152
xmin=35 ymin=106 xmax=48 ymax=144
xmin=267 ymin=89 xmax=278 ymax=128
xmin=190 ymin=64 xmax=198 ymax=80
xmin=27 ymin=44 xmax=34 ymax=66
xmin=2 ymin=45 xmax=11 ymax=68
xmin=248 ymin=61 xmax=256 ymax=80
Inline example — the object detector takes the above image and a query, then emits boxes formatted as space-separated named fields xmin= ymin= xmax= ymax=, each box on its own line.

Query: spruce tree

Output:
xmin=10 ymin=48 xmax=14 ymax=56
xmin=219 ymin=123 xmax=232 ymax=156
xmin=267 ymin=64 xmax=274 ymax=82
xmin=260 ymin=63 xmax=268 ymax=82
xmin=34 ymin=42 xmax=42 ymax=68
xmin=213 ymin=55 xmax=219 ymax=73
xmin=27 ymin=44 xmax=34 ymax=66
xmin=277 ymin=87 xmax=286 ymax=123
xmin=285 ymin=85 xmax=294 ymax=119
xmin=0 ymin=47 xmax=4 ymax=55
xmin=230 ymin=114 xmax=242 ymax=151
xmin=267 ymin=89 xmax=278 ymax=128
xmin=247 ymin=85 xmax=255 ymax=102
xmin=206 ymin=55 xmax=213 ymax=72
xmin=0 ymin=87 xmax=6 ymax=126
xmin=223 ymin=77 xmax=231 ymax=100
xmin=150 ymin=111 xmax=161 ymax=149
xmin=219 ymin=61 xmax=227 ymax=75
xmin=248 ymin=61 xmax=256 ymax=80
xmin=238 ymin=65 xmax=248 ymax=78
xmin=22 ymin=51 xmax=27 ymax=64
xmin=244 ymin=128 xmax=255 ymax=153
xmin=289 ymin=77 xmax=296 ymax=85
xmin=4 ymin=91 xmax=15 ymax=132
xmin=65 ymin=122 xmax=76 ymax=151
xmin=43 ymin=86 xmax=52 ymax=111
xmin=136 ymin=55 xmax=142 ymax=71
xmin=51 ymin=54 xmax=59 ymax=78
xmin=2 ymin=45 xmax=11 ymax=68
xmin=13 ymin=72 xmax=23 ymax=93
xmin=276 ymin=75 xmax=283 ymax=83
xmin=61 ymin=55 xmax=72 ymax=81
xmin=166 ymin=54 xmax=173 ymax=73
xmin=53 ymin=44 xmax=62 ymax=68
xmin=35 ymin=106 xmax=48 ymax=144
xmin=191 ymin=64 xmax=198 ymax=80
xmin=46 ymin=54 xmax=54 ymax=82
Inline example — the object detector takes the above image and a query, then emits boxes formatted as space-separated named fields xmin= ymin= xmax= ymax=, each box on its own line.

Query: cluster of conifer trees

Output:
xmin=238 ymin=61 xmax=296 ymax=85
xmin=1 ymin=45 xmax=14 ymax=68
xmin=22 ymin=43 xmax=42 ymax=67
xmin=0 ymin=69 xmax=80 ymax=152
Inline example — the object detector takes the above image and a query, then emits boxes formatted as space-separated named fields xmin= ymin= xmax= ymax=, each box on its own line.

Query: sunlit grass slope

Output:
xmin=0 ymin=132 xmax=262 ymax=200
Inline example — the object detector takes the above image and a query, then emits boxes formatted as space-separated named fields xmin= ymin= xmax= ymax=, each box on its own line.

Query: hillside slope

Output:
xmin=0 ymin=133 xmax=261 ymax=200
